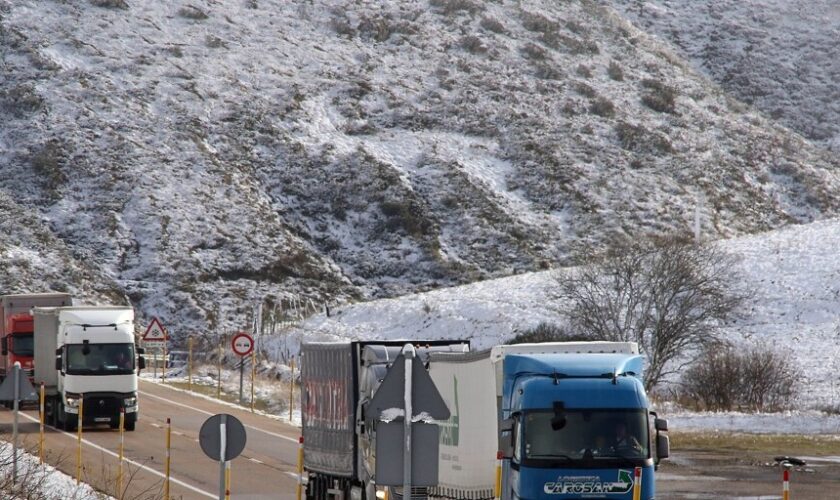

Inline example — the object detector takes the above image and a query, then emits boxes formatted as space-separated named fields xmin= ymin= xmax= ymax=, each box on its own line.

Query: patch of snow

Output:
xmin=0 ymin=441 xmax=110 ymax=499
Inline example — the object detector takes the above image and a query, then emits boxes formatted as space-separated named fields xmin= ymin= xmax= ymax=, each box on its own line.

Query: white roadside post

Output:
xmin=219 ymin=414 xmax=227 ymax=500
xmin=402 ymin=344 xmax=415 ymax=500
xmin=12 ymin=361 xmax=20 ymax=484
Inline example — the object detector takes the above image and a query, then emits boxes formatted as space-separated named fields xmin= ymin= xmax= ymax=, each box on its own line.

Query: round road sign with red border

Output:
xmin=231 ymin=332 xmax=254 ymax=357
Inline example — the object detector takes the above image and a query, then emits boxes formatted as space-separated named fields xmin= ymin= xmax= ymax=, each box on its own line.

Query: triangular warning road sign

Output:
xmin=143 ymin=317 xmax=168 ymax=341
xmin=0 ymin=366 xmax=38 ymax=402
xmin=369 ymin=353 xmax=450 ymax=421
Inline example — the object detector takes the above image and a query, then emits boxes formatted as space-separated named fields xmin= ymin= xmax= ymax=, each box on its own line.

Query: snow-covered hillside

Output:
xmin=610 ymin=0 xmax=840 ymax=152
xmin=281 ymin=217 xmax=840 ymax=411
xmin=2 ymin=0 xmax=840 ymax=336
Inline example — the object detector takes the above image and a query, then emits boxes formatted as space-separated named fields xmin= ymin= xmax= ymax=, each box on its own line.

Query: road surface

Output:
xmin=0 ymin=379 xmax=302 ymax=499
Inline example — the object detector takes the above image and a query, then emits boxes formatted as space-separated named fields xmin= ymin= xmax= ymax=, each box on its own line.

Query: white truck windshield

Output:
xmin=66 ymin=343 xmax=135 ymax=375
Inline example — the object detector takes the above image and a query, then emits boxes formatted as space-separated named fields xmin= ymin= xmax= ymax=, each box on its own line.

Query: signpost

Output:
xmin=231 ymin=333 xmax=254 ymax=404
xmin=368 ymin=344 xmax=450 ymax=493
xmin=199 ymin=413 xmax=247 ymax=500
xmin=143 ymin=317 xmax=169 ymax=380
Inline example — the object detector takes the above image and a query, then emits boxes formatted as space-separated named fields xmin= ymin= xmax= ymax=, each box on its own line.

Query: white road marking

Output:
xmin=249 ymin=458 xmax=264 ymax=464
xmin=138 ymin=390 xmax=298 ymax=443
xmin=18 ymin=412 xmax=215 ymax=499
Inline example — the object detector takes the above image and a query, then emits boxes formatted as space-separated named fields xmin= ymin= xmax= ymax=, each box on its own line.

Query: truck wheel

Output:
xmin=125 ymin=420 xmax=136 ymax=431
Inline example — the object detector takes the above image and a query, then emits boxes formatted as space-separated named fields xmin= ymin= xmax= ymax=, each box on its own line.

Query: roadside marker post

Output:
xmin=632 ymin=467 xmax=642 ymax=500
xmin=12 ymin=362 xmax=20 ymax=484
xmin=783 ymin=464 xmax=791 ymax=500
xmin=39 ymin=382 xmax=45 ymax=464
xmin=188 ymin=336 xmax=194 ymax=392
xmin=250 ymin=352 xmax=256 ymax=413
xmin=225 ymin=461 xmax=231 ymax=500
xmin=77 ymin=395 xmax=84 ymax=484
xmin=165 ymin=417 xmax=172 ymax=500
xmin=219 ymin=414 xmax=227 ymax=500
xmin=296 ymin=436 xmax=304 ymax=500
xmin=162 ymin=336 xmax=167 ymax=383
xmin=118 ymin=409 xmax=125 ymax=499
xmin=217 ymin=342 xmax=223 ymax=400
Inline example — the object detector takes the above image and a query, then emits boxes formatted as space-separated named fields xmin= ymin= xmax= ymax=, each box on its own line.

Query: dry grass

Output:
xmin=671 ymin=431 xmax=840 ymax=456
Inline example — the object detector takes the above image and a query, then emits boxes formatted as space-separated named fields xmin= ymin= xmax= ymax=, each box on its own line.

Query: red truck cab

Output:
xmin=1 ymin=313 xmax=35 ymax=379
xmin=0 ymin=293 xmax=72 ymax=383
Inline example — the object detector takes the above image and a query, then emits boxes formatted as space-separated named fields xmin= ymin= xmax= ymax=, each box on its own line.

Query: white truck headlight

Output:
xmin=65 ymin=395 xmax=80 ymax=408
xmin=123 ymin=396 xmax=137 ymax=407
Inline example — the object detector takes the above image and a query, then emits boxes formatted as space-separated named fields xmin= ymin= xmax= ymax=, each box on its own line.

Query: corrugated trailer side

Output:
xmin=428 ymin=350 xmax=499 ymax=498
xmin=301 ymin=342 xmax=357 ymax=478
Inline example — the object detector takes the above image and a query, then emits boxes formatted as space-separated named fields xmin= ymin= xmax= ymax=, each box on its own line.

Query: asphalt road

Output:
xmin=0 ymin=379 xmax=302 ymax=499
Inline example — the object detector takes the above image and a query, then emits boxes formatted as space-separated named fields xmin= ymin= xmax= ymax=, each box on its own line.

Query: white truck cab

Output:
xmin=34 ymin=306 xmax=145 ymax=431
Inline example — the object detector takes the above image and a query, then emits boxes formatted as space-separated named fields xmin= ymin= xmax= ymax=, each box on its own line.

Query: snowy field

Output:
xmin=270 ymin=217 xmax=840 ymax=433
xmin=141 ymin=366 xmax=302 ymax=427
xmin=0 ymin=441 xmax=108 ymax=499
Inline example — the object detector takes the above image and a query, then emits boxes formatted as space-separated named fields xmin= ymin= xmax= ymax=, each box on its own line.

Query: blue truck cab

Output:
xmin=498 ymin=344 xmax=669 ymax=500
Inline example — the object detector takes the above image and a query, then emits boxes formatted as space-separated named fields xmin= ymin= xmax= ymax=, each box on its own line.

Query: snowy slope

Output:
xmin=610 ymin=0 xmax=840 ymax=152
xmin=281 ymin=217 xmax=840 ymax=411
xmin=2 ymin=0 xmax=840 ymax=337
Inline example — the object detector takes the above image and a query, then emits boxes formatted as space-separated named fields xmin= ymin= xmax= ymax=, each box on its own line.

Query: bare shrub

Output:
xmin=533 ymin=62 xmax=564 ymax=80
xmin=545 ymin=32 xmax=599 ymax=54
xmin=429 ymin=0 xmax=481 ymax=15
xmin=520 ymin=11 xmax=559 ymax=34
xmin=507 ymin=322 xmax=591 ymax=345
xmin=357 ymin=15 xmax=394 ymax=42
xmin=89 ymin=0 xmax=128 ymax=8
xmin=331 ymin=17 xmax=356 ymax=37
xmin=589 ymin=97 xmax=615 ymax=118
xmin=460 ymin=35 xmax=487 ymax=54
xmin=608 ymin=60 xmax=624 ymax=81
xmin=615 ymin=121 xmax=673 ymax=154
xmin=205 ymin=35 xmax=227 ymax=49
xmin=30 ymin=139 xmax=67 ymax=194
xmin=678 ymin=345 xmax=799 ymax=412
xmin=1 ymin=84 xmax=44 ymax=117
xmin=480 ymin=16 xmax=507 ymax=34
xmin=576 ymin=64 xmax=592 ymax=78
xmin=558 ymin=236 xmax=747 ymax=389
xmin=178 ymin=5 xmax=208 ymax=20
xmin=575 ymin=82 xmax=596 ymax=98
xmin=520 ymin=42 xmax=546 ymax=60
xmin=641 ymin=78 xmax=677 ymax=114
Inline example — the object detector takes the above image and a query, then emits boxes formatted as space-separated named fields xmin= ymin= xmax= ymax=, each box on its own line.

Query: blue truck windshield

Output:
xmin=522 ymin=409 xmax=649 ymax=466
xmin=66 ymin=343 xmax=135 ymax=375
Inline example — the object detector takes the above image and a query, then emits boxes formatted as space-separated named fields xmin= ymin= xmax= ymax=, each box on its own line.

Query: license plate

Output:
xmin=95 ymin=417 xmax=111 ymax=422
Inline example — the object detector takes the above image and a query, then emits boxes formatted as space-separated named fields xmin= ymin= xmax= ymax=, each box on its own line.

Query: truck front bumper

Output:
xmin=64 ymin=392 xmax=138 ymax=420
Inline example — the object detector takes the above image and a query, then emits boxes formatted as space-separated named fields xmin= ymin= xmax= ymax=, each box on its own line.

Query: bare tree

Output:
xmin=558 ymin=236 xmax=747 ymax=389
